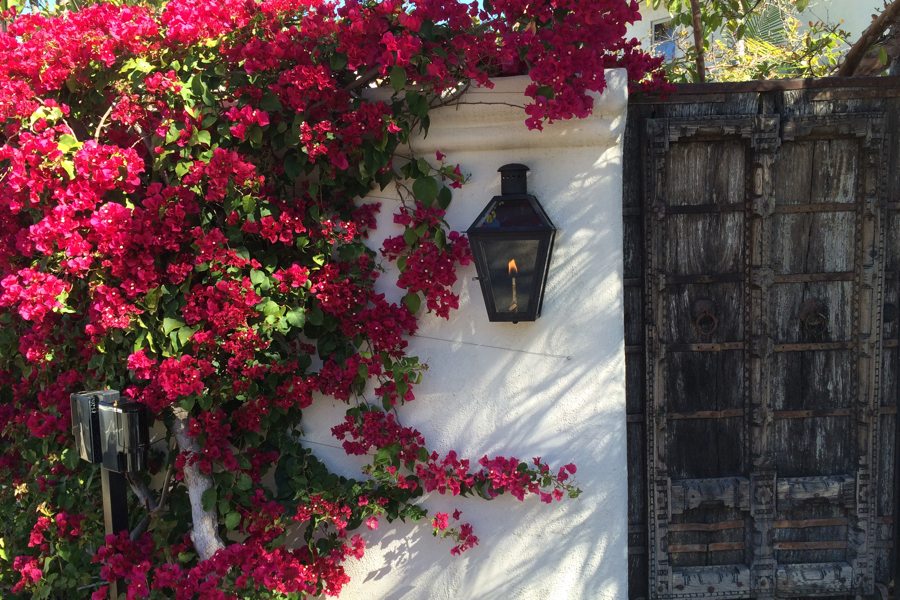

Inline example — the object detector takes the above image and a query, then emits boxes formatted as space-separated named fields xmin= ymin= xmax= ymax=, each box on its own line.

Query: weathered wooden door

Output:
xmin=624 ymin=80 xmax=900 ymax=600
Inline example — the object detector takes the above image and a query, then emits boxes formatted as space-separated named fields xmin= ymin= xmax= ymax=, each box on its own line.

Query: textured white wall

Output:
xmin=300 ymin=71 xmax=629 ymax=600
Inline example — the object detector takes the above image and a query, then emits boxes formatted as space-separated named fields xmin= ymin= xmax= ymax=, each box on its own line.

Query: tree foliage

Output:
xmin=649 ymin=0 xmax=899 ymax=82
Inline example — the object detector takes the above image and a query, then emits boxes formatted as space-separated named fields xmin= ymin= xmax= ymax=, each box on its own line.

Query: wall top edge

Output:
xmin=401 ymin=69 xmax=629 ymax=154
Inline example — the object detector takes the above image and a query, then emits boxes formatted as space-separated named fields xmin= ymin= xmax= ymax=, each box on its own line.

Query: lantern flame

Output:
xmin=508 ymin=259 xmax=518 ymax=277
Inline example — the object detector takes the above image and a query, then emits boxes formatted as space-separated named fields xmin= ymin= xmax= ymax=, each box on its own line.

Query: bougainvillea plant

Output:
xmin=0 ymin=0 xmax=667 ymax=597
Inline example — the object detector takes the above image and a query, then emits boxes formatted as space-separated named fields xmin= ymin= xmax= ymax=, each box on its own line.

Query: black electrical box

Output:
xmin=70 ymin=390 xmax=149 ymax=473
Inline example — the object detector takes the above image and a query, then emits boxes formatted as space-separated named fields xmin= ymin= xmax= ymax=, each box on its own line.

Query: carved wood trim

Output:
xmin=645 ymin=115 xmax=671 ymax=597
xmin=776 ymin=475 xmax=856 ymax=509
xmin=671 ymin=565 xmax=751 ymax=597
xmin=774 ymin=562 xmax=852 ymax=596
xmin=846 ymin=112 xmax=886 ymax=593
xmin=671 ymin=477 xmax=751 ymax=514
xmin=747 ymin=113 xmax=779 ymax=599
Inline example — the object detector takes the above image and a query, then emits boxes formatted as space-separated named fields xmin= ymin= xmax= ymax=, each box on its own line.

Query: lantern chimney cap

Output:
xmin=498 ymin=163 xmax=529 ymax=195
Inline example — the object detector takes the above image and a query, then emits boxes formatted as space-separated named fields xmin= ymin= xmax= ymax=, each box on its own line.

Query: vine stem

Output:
xmin=172 ymin=406 xmax=225 ymax=560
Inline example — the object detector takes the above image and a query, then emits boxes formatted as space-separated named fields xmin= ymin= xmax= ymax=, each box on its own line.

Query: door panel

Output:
xmin=642 ymin=112 xmax=888 ymax=600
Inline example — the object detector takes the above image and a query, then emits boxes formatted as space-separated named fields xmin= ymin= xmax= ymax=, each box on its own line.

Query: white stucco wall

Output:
xmin=299 ymin=71 xmax=629 ymax=600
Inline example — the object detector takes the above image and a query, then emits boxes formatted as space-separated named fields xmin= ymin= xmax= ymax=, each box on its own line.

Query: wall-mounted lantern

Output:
xmin=466 ymin=164 xmax=556 ymax=323
xmin=71 ymin=389 xmax=149 ymax=473
xmin=71 ymin=390 xmax=149 ymax=600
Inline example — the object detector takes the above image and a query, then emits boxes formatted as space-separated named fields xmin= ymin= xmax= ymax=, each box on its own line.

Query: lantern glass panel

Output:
xmin=479 ymin=238 xmax=541 ymax=316
xmin=472 ymin=198 xmax=543 ymax=229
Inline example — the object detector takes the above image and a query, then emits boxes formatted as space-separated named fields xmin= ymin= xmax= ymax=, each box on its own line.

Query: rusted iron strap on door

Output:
xmin=667 ymin=342 xmax=744 ymax=352
xmin=773 ymin=341 xmax=853 ymax=352
xmin=658 ymin=203 xmax=744 ymax=214
xmin=665 ymin=273 xmax=742 ymax=285
xmin=773 ymin=409 xmax=851 ymax=419
xmin=669 ymin=542 xmax=746 ymax=553
xmin=774 ymin=541 xmax=848 ymax=550
xmin=773 ymin=272 xmax=855 ymax=283
xmin=669 ymin=520 xmax=745 ymax=532
xmin=772 ymin=203 xmax=857 ymax=214
xmin=667 ymin=409 xmax=744 ymax=420
xmin=773 ymin=518 xmax=848 ymax=528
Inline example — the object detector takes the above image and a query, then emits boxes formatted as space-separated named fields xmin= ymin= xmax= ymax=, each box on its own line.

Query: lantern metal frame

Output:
xmin=466 ymin=164 xmax=556 ymax=323
xmin=71 ymin=389 xmax=149 ymax=600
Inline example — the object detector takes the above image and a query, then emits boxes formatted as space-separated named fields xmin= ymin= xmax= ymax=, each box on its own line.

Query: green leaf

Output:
xmin=879 ymin=46 xmax=889 ymax=65
xmin=242 ymin=195 xmax=256 ymax=214
xmin=434 ymin=228 xmax=446 ymax=249
xmin=412 ymin=176 xmax=439 ymax=206
xmin=163 ymin=318 xmax=186 ymax=335
xmin=262 ymin=300 xmax=281 ymax=317
xmin=308 ymin=308 xmax=325 ymax=326
xmin=225 ymin=511 xmax=241 ymax=531
xmin=236 ymin=473 xmax=253 ymax=491
xmin=250 ymin=269 xmax=267 ymax=287
xmin=191 ymin=75 xmax=207 ymax=97
xmin=795 ymin=0 xmax=809 ymax=11
xmin=144 ymin=287 xmax=162 ymax=312
xmin=60 ymin=160 xmax=75 ymax=180
xmin=374 ymin=446 xmax=393 ymax=466
xmin=403 ymin=292 xmax=421 ymax=314
xmin=403 ymin=228 xmax=418 ymax=246
xmin=134 ymin=329 xmax=148 ymax=352
xmin=536 ymin=85 xmax=555 ymax=100
xmin=175 ymin=161 xmax=194 ymax=178
xmin=177 ymin=326 xmax=197 ymax=346
xmin=249 ymin=125 xmax=263 ymax=146
xmin=57 ymin=134 xmax=80 ymax=152
xmin=166 ymin=124 xmax=180 ymax=145
xmin=197 ymin=130 xmax=211 ymax=145
xmin=390 ymin=65 xmax=407 ymax=92
xmin=284 ymin=154 xmax=302 ymax=180
xmin=286 ymin=308 xmax=306 ymax=328
xmin=330 ymin=53 xmax=348 ymax=71
xmin=201 ymin=488 xmax=217 ymax=512
xmin=260 ymin=91 xmax=283 ymax=112
xmin=437 ymin=186 xmax=452 ymax=210
xmin=61 ymin=448 xmax=80 ymax=470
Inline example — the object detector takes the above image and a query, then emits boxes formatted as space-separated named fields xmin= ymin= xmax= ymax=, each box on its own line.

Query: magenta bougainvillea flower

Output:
xmin=0 ymin=0 xmax=663 ymax=596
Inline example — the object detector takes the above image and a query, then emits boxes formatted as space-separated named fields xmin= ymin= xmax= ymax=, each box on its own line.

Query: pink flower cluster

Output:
xmin=383 ymin=232 xmax=472 ymax=318
xmin=11 ymin=556 xmax=42 ymax=593
xmin=331 ymin=411 xmax=426 ymax=465
xmin=226 ymin=105 xmax=270 ymax=140
xmin=0 ymin=269 xmax=69 ymax=322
